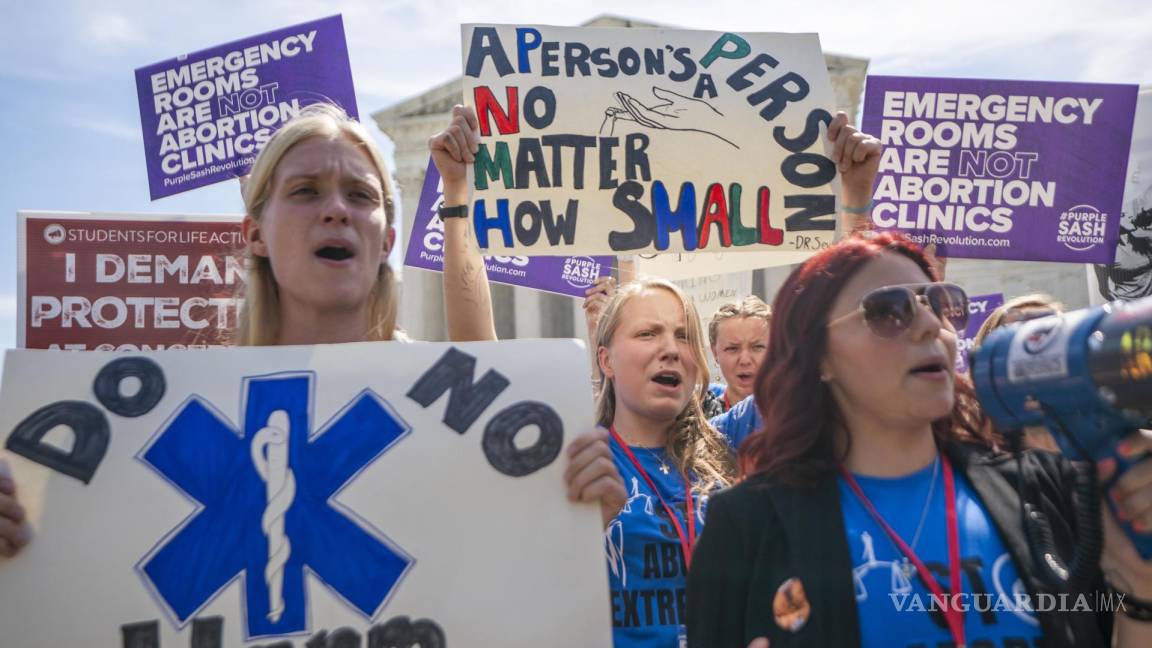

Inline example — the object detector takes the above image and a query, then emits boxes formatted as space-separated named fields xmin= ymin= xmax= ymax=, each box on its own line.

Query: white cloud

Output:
xmin=85 ymin=11 xmax=148 ymax=47
xmin=64 ymin=115 xmax=140 ymax=141
xmin=0 ymin=60 xmax=74 ymax=84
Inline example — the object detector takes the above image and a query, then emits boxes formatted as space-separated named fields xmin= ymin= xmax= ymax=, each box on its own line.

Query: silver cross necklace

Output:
xmin=641 ymin=446 xmax=671 ymax=475
xmin=624 ymin=432 xmax=672 ymax=475
xmin=899 ymin=456 xmax=940 ymax=579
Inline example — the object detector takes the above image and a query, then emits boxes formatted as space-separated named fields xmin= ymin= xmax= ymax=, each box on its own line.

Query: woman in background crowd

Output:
xmin=587 ymin=277 xmax=734 ymax=647
xmin=702 ymin=296 xmax=771 ymax=417
xmin=970 ymin=293 xmax=1065 ymax=451
xmin=972 ymin=293 xmax=1064 ymax=345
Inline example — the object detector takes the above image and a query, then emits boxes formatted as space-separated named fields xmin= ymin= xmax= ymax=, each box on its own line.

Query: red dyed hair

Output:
xmin=739 ymin=232 xmax=989 ymax=485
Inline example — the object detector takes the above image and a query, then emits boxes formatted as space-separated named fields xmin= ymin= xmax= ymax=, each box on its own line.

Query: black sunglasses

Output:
xmin=830 ymin=283 xmax=970 ymax=338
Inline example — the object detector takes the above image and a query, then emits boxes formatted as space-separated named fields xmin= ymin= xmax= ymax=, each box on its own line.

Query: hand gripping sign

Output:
xmin=0 ymin=340 xmax=610 ymax=647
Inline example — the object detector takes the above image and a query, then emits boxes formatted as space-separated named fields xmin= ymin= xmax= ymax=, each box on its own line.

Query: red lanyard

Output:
xmin=609 ymin=426 xmax=697 ymax=568
xmin=839 ymin=455 xmax=965 ymax=648
xmin=722 ymin=392 xmax=732 ymax=412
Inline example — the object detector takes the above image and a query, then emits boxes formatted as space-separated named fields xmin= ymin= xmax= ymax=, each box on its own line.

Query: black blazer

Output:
xmin=686 ymin=443 xmax=1111 ymax=648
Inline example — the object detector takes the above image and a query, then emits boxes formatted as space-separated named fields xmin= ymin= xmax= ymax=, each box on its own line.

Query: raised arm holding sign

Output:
xmin=429 ymin=105 xmax=500 ymax=342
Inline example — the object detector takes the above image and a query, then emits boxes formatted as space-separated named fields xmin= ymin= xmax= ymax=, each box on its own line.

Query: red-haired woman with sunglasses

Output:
xmin=687 ymin=233 xmax=1152 ymax=647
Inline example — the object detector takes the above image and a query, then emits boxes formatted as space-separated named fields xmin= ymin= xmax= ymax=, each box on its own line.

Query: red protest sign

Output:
xmin=18 ymin=212 xmax=244 ymax=350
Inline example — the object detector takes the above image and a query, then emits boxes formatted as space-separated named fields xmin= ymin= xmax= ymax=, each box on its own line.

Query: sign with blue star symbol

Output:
xmin=135 ymin=371 xmax=413 ymax=640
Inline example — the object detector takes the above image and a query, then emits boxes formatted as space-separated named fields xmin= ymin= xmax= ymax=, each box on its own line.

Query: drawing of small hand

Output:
xmin=601 ymin=87 xmax=740 ymax=149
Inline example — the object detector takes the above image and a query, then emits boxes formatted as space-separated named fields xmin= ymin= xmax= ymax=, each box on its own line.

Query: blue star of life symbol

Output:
xmin=136 ymin=371 xmax=414 ymax=640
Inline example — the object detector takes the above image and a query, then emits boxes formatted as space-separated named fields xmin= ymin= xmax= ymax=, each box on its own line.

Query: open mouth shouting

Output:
xmin=314 ymin=239 xmax=357 ymax=265
xmin=651 ymin=370 xmax=684 ymax=390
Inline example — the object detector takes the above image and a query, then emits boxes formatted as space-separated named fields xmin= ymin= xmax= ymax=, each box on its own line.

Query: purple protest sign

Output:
xmin=956 ymin=293 xmax=1005 ymax=374
xmin=861 ymin=77 xmax=1138 ymax=263
xmin=135 ymin=15 xmax=357 ymax=200
xmin=405 ymin=159 xmax=613 ymax=297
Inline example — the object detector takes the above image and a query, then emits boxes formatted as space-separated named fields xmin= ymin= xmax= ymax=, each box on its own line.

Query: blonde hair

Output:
xmin=708 ymin=295 xmax=772 ymax=347
xmin=594 ymin=278 xmax=735 ymax=494
xmin=972 ymin=293 xmax=1064 ymax=349
xmin=234 ymin=103 xmax=398 ymax=346
xmin=972 ymin=293 xmax=1065 ymax=451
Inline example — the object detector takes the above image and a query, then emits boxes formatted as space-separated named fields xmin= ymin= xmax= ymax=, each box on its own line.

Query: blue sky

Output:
xmin=2 ymin=0 xmax=1150 ymax=353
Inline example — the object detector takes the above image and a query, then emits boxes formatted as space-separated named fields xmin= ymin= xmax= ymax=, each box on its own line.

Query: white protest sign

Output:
xmin=673 ymin=273 xmax=754 ymax=320
xmin=635 ymin=248 xmax=814 ymax=281
xmin=672 ymin=271 xmax=754 ymax=347
xmin=0 ymin=340 xmax=610 ymax=647
xmin=461 ymin=24 xmax=842 ymax=257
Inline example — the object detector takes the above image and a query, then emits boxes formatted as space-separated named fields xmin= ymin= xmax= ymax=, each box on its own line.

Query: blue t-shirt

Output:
xmin=838 ymin=460 xmax=1044 ymax=648
xmin=709 ymin=394 xmax=761 ymax=449
xmin=606 ymin=441 xmax=707 ymax=648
